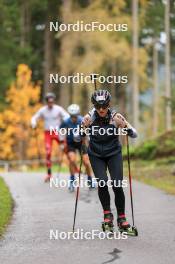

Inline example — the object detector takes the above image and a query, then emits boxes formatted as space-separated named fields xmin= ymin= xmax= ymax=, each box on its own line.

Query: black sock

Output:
xmin=48 ymin=168 xmax=51 ymax=175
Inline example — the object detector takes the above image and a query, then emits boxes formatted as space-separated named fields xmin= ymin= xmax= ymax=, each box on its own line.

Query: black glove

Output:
xmin=125 ymin=128 xmax=134 ymax=137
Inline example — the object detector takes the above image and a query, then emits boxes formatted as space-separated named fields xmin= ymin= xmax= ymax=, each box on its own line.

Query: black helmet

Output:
xmin=45 ymin=92 xmax=56 ymax=101
xmin=91 ymin=90 xmax=111 ymax=106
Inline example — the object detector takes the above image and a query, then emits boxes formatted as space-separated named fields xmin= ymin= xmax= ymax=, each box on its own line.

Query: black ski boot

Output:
xmin=117 ymin=214 xmax=130 ymax=230
xmin=102 ymin=210 xmax=114 ymax=233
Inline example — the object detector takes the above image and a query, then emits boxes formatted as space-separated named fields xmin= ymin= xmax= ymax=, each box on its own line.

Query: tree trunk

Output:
xmin=81 ymin=85 xmax=89 ymax=115
xmin=110 ymin=61 xmax=117 ymax=107
xmin=153 ymin=40 xmax=159 ymax=136
xmin=58 ymin=0 xmax=71 ymax=108
xmin=165 ymin=0 xmax=172 ymax=130
xmin=43 ymin=2 xmax=54 ymax=99
xmin=132 ymin=0 xmax=139 ymax=131
xmin=20 ymin=0 xmax=31 ymax=48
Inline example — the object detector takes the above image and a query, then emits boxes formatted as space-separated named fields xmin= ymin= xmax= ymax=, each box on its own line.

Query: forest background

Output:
xmin=0 ymin=0 xmax=175 ymax=193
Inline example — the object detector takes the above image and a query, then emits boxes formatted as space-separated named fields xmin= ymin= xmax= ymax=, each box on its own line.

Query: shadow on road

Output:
xmin=80 ymin=189 xmax=95 ymax=203
xmin=102 ymin=248 xmax=122 ymax=264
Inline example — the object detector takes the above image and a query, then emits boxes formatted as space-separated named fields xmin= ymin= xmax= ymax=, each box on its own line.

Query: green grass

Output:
xmin=30 ymin=159 xmax=175 ymax=195
xmin=123 ymin=130 xmax=175 ymax=160
xmin=0 ymin=177 xmax=13 ymax=236
xmin=28 ymin=164 xmax=69 ymax=173
xmin=122 ymin=130 xmax=175 ymax=195
xmin=124 ymin=159 xmax=175 ymax=195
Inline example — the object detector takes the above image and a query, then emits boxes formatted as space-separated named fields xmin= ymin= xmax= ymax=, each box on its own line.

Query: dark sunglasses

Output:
xmin=94 ymin=104 xmax=109 ymax=110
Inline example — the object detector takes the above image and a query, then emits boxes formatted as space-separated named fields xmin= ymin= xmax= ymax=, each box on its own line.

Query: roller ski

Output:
xmin=117 ymin=214 xmax=138 ymax=236
xmin=68 ymin=175 xmax=75 ymax=192
xmin=102 ymin=211 xmax=114 ymax=234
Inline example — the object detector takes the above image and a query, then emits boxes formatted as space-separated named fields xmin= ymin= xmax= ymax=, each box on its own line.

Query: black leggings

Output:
xmin=89 ymin=154 xmax=125 ymax=216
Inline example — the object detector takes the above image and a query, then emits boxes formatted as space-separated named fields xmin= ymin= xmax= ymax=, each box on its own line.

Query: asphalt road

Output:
xmin=0 ymin=172 xmax=175 ymax=264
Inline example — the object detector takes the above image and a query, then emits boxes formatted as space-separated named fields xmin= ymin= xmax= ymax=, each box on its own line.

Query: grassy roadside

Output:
xmin=122 ymin=130 xmax=175 ymax=195
xmin=28 ymin=159 xmax=175 ymax=195
xmin=124 ymin=159 xmax=175 ymax=195
xmin=29 ymin=164 xmax=69 ymax=173
xmin=0 ymin=177 xmax=13 ymax=236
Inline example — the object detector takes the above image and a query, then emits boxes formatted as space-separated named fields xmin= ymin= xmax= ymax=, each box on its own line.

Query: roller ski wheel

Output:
xmin=117 ymin=215 xmax=138 ymax=236
xmin=101 ymin=211 xmax=114 ymax=234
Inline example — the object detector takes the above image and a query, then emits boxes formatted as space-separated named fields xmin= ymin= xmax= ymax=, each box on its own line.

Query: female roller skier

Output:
xmin=82 ymin=89 xmax=138 ymax=232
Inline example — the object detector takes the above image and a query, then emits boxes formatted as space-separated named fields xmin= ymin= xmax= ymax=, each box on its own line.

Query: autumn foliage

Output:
xmin=0 ymin=64 xmax=44 ymax=161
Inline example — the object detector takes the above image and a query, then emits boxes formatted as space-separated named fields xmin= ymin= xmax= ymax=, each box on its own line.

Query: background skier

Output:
xmin=60 ymin=104 xmax=95 ymax=191
xmin=31 ymin=92 xmax=69 ymax=182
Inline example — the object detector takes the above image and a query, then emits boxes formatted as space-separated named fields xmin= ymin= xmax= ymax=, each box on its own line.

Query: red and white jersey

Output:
xmin=31 ymin=105 xmax=69 ymax=131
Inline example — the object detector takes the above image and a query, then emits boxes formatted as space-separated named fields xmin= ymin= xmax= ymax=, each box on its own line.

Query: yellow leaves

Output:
xmin=17 ymin=64 xmax=32 ymax=86
xmin=59 ymin=0 xmax=133 ymax=76
xmin=89 ymin=0 xmax=126 ymax=15
xmin=140 ymin=0 xmax=150 ymax=8
xmin=0 ymin=127 xmax=15 ymax=160
xmin=0 ymin=114 xmax=4 ymax=128
xmin=27 ymin=130 xmax=45 ymax=159
xmin=29 ymin=84 xmax=41 ymax=103
xmin=0 ymin=64 xmax=41 ymax=161
xmin=59 ymin=0 xmax=149 ymax=91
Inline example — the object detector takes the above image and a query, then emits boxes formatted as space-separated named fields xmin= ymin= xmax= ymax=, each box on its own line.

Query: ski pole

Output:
xmin=72 ymin=147 xmax=83 ymax=233
xmin=90 ymin=74 xmax=97 ymax=90
xmin=126 ymin=135 xmax=135 ymax=227
xmin=57 ymin=143 xmax=65 ymax=178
